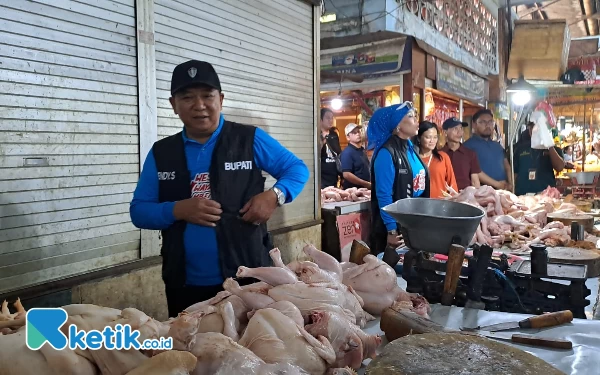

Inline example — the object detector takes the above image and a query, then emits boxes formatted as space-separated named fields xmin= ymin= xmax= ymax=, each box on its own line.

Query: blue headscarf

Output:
xmin=367 ymin=103 xmax=413 ymax=152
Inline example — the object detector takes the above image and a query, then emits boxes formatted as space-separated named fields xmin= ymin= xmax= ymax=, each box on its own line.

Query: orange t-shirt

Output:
xmin=420 ymin=151 xmax=458 ymax=198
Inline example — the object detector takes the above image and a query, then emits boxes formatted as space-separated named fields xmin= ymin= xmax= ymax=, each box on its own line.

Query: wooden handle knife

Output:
xmin=511 ymin=334 xmax=573 ymax=350
xmin=518 ymin=310 xmax=574 ymax=329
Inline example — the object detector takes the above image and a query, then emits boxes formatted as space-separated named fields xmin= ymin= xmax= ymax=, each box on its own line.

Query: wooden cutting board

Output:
xmin=548 ymin=246 xmax=600 ymax=277
xmin=366 ymin=333 xmax=565 ymax=375
xmin=546 ymin=212 xmax=594 ymax=232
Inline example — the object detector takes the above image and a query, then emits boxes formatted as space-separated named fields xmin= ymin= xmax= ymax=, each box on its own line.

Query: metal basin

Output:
xmin=565 ymin=171 xmax=599 ymax=185
xmin=382 ymin=198 xmax=485 ymax=254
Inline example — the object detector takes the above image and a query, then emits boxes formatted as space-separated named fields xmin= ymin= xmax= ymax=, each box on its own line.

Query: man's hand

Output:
xmin=173 ymin=198 xmax=222 ymax=227
xmin=495 ymin=180 xmax=510 ymax=190
xmin=240 ymin=190 xmax=278 ymax=225
xmin=387 ymin=233 xmax=404 ymax=248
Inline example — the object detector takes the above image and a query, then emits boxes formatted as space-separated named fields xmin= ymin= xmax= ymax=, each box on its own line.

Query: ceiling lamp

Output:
xmin=507 ymin=75 xmax=536 ymax=106
xmin=331 ymin=98 xmax=343 ymax=110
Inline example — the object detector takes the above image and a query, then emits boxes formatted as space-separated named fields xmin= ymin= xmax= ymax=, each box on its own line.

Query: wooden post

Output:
xmin=349 ymin=240 xmax=371 ymax=265
xmin=441 ymin=244 xmax=465 ymax=306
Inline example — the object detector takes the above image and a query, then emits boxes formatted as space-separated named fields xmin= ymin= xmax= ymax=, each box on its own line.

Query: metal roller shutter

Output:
xmin=0 ymin=0 xmax=140 ymax=293
xmin=154 ymin=0 xmax=316 ymax=229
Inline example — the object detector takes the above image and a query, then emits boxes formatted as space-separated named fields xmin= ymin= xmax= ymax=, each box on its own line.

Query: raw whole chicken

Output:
xmin=1 ymin=244 xmax=423 ymax=374
xmin=187 ymin=332 xmax=308 ymax=375
xmin=184 ymin=292 xmax=249 ymax=329
xmin=268 ymin=282 xmax=373 ymax=328
xmin=322 ymin=187 xmax=371 ymax=204
xmin=342 ymin=255 xmax=431 ymax=317
xmin=64 ymin=305 xmax=163 ymax=375
xmin=235 ymin=246 xmax=373 ymax=327
xmin=0 ymin=328 xmax=98 ymax=375
xmin=0 ymin=298 xmax=26 ymax=335
xmin=287 ymin=245 xmax=344 ymax=285
xmin=0 ymin=304 xmax=161 ymax=375
xmin=238 ymin=308 xmax=337 ymax=375
xmin=247 ymin=300 xmax=304 ymax=327
xmin=305 ymin=310 xmax=381 ymax=369
xmin=444 ymin=184 xmax=591 ymax=252
xmin=166 ymin=301 xmax=240 ymax=345
xmin=125 ymin=351 xmax=197 ymax=375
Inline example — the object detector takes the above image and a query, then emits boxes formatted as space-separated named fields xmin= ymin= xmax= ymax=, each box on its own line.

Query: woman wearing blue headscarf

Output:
xmin=368 ymin=102 xmax=430 ymax=255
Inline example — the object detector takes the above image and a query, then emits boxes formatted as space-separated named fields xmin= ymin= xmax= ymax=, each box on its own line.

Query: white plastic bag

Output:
xmin=530 ymin=110 xmax=555 ymax=149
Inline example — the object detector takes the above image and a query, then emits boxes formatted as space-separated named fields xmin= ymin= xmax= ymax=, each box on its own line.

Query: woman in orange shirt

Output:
xmin=415 ymin=121 xmax=458 ymax=198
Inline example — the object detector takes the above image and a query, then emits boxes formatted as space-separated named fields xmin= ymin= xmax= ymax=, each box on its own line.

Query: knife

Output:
xmin=474 ymin=331 xmax=573 ymax=350
xmin=461 ymin=310 xmax=574 ymax=332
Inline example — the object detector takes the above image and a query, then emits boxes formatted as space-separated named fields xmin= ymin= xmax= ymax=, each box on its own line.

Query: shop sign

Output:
xmin=489 ymin=102 xmax=509 ymax=120
xmin=436 ymin=60 xmax=485 ymax=103
xmin=321 ymin=38 xmax=406 ymax=80
xmin=336 ymin=213 xmax=362 ymax=262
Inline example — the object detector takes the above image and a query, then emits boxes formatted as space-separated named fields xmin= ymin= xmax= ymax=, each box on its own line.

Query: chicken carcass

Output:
xmin=322 ymin=187 xmax=371 ymax=204
xmin=247 ymin=300 xmax=304 ymax=327
xmin=222 ymin=278 xmax=276 ymax=310
xmin=0 ymin=298 xmax=25 ymax=321
xmin=1 ymin=304 xmax=146 ymax=375
xmin=342 ymin=255 xmax=431 ymax=317
xmin=238 ymin=308 xmax=336 ymax=375
xmin=268 ymin=282 xmax=373 ymax=328
xmin=305 ymin=310 xmax=381 ymax=370
xmin=125 ymin=351 xmax=197 ymax=375
xmin=188 ymin=332 xmax=308 ymax=375
xmin=0 ymin=298 xmax=26 ymax=335
xmin=0 ymin=328 xmax=98 ymax=375
xmin=64 ymin=305 xmax=159 ymax=375
xmin=184 ymin=292 xmax=249 ymax=329
xmin=167 ymin=301 xmax=240 ymax=347
xmin=237 ymin=265 xmax=299 ymax=286
xmin=286 ymin=245 xmax=343 ymax=285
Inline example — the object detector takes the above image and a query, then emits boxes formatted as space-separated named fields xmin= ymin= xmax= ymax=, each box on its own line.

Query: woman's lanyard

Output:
xmin=421 ymin=153 xmax=433 ymax=168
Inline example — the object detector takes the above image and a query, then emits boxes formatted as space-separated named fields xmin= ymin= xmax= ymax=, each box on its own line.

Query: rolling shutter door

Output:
xmin=154 ymin=0 xmax=316 ymax=228
xmin=0 ymin=0 xmax=140 ymax=293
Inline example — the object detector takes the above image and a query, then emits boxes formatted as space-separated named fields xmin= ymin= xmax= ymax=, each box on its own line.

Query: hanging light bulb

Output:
xmin=331 ymin=98 xmax=343 ymax=110
xmin=511 ymin=91 xmax=531 ymax=106
xmin=507 ymin=75 xmax=536 ymax=106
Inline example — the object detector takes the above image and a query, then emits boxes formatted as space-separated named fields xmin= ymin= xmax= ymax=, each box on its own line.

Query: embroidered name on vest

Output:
xmin=158 ymin=171 xmax=176 ymax=180
xmin=224 ymin=161 xmax=253 ymax=171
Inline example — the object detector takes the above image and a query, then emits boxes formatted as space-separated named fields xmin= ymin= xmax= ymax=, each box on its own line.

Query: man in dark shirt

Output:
xmin=441 ymin=118 xmax=481 ymax=190
xmin=340 ymin=123 xmax=371 ymax=189
xmin=514 ymin=123 xmax=565 ymax=195
xmin=320 ymin=108 xmax=342 ymax=188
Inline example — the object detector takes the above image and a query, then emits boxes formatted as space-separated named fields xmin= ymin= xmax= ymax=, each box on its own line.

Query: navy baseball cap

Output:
xmin=442 ymin=117 xmax=468 ymax=130
xmin=170 ymin=60 xmax=222 ymax=96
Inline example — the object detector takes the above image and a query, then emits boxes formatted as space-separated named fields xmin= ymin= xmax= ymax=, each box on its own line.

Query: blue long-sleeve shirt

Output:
xmin=373 ymin=144 xmax=424 ymax=232
xmin=130 ymin=115 xmax=309 ymax=285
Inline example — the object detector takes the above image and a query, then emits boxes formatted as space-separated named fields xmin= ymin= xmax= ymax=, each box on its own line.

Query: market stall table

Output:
xmin=357 ymin=277 xmax=600 ymax=375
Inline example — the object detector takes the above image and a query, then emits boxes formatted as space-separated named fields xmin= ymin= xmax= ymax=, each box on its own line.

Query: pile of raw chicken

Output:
xmin=444 ymin=185 xmax=597 ymax=252
xmin=0 ymin=245 xmax=429 ymax=375
xmin=321 ymin=187 xmax=371 ymax=204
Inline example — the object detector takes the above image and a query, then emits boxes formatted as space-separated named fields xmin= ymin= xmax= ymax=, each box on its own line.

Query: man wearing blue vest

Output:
xmin=130 ymin=60 xmax=309 ymax=317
